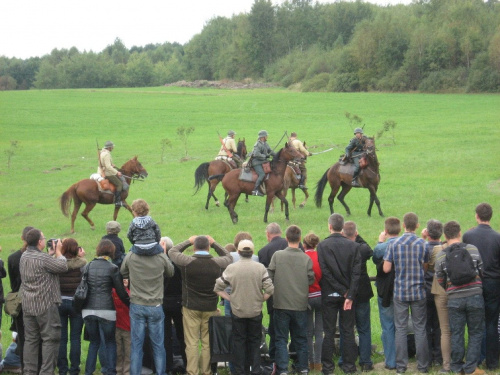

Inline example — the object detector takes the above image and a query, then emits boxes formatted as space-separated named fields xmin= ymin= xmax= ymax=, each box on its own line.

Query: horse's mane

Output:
xmin=271 ymin=148 xmax=283 ymax=171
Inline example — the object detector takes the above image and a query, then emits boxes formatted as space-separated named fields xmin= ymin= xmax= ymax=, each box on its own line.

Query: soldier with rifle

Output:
xmin=251 ymin=130 xmax=276 ymax=197
xmin=97 ymin=140 xmax=124 ymax=207
xmin=216 ymin=130 xmax=241 ymax=168
xmin=344 ymin=128 xmax=367 ymax=187
xmin=289 ymin=132 xmax=312 ymax=190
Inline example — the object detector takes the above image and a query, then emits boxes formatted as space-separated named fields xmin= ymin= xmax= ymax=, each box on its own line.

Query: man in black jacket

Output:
xmin=317 ymin=214 xmax=361 ymax=374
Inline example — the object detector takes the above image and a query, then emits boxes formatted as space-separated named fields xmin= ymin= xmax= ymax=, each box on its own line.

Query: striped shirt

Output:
xmin=434 ymin=242 xmax=483 ymax=299
xmin=383 ymin=232 xmax=429 ymax=302
xmin=20 ymin=246 xmax=67 ymax=316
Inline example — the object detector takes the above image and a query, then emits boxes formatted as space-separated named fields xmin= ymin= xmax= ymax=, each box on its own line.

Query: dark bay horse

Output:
xmin=194 ymin=139 xmax=247 ymax=209
xmin=60 ymin=156 xmax=148 ymax=233
xmin=221 ymin=142 xmax=303 ymax=224
xmin=314 ymin=137 xmax=383 ymax=216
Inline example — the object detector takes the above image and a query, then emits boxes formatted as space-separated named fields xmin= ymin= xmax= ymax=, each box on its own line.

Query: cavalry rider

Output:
xmin=251 ymin=130 xmax=276 ymax=197
xmin=345 ymin=127 xmax=367 ymax=187
xmin=98 ymin=140 xmax=124 ymax=207
xmin=289 ymin=132 xmax=312 ymax=190
xmin=217 ymin=130 xmax=241 ymax=167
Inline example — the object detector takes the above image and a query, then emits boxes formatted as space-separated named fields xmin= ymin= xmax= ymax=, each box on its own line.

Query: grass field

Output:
xmin=0 ymin=87 xmax=499 ymax=373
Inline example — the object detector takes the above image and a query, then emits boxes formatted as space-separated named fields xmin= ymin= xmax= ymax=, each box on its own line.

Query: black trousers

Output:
xmin=231 ymin=314 xmax=263 ymax=375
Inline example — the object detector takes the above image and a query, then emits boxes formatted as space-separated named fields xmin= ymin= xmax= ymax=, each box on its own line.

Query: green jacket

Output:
xmin=345 ymin=136 xmax=366 ymax=158
xmin=251 ymin=140 xmax=275 ymax=166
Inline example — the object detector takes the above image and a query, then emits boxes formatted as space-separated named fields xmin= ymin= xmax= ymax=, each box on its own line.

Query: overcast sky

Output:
xmin=1 ymin=0 xmax=413 ymax=60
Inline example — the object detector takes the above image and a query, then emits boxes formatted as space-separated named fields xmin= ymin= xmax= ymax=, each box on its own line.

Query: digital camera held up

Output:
xmin=46 ymin=238 xmax=58 ymax=250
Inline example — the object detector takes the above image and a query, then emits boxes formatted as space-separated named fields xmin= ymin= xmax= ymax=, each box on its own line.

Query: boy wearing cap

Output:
xmin=102 ymin=221 xmax=126 ymax=267
xmin=214 ymin=240 xmax=274 ymax=375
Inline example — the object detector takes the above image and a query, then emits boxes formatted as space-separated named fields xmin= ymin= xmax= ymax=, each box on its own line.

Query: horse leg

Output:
xmin=327 ymin=185 xmax=341 ymax=215
xmin=245 ymin=194 xmax=249 ymax=203
xmin=226 ymin=194 xmax=240 ymax=224
xmin=80 ymin=202 xmax=97 ymax=230
xmin=337 ymin=185 xmax=352 ymax=216
xmin=367 ymin=189 xmax=384 ymax=217
xmin=299 ymin=189 xmax=309 ymax=209
xmin=291 ymin=188 xmax=296 ymax=209
xmin=275 ymin=191 xmax=289 ymax=221
xmin=70 ymin=200 xmax=82 ymax=234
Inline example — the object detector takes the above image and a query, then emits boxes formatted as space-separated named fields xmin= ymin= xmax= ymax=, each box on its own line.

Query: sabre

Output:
xmin=310 ymin=147 xmax=335 ymax=155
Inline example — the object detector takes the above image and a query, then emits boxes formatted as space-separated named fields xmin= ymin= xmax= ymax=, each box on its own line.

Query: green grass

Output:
xmin=0 ymin=87 xmax=499 ymax=374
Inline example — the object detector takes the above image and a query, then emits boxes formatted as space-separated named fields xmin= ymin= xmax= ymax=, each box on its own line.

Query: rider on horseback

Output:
xmin=289 ymin=132 xmax=312 ymax=191
xmin=217 ymin=130 xmax=242 ymax=168
xmin=98 ymin=141 xmax=123 ymax=207
xmin=251 ymin=130 xmax=276 ymax=197
xmin=345 ymin=128 xmax=366 ymax=187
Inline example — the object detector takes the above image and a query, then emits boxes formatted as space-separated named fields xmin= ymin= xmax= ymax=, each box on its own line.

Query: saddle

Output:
xmin=215 ymin=156 xmax=237 ymax=169
xmin=238 ymin=167 xmax=269 ymax=187
xmin=89 ymin=174 xmax=129 ymax=193
xmin=287 ymin=161 xmax=301 ymax=178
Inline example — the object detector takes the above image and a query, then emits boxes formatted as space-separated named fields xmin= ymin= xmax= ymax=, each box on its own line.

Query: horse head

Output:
xmin=121 ymin=156 xmax=148 ymax=180
xmin=363 ymin=137 xmax=379 ymax=169
xmin=237 ymin=138 xmax=247 ymax=160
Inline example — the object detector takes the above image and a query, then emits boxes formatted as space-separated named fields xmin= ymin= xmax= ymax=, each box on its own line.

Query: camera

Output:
xmin=46 ymin=238 xmax=58 ymax=250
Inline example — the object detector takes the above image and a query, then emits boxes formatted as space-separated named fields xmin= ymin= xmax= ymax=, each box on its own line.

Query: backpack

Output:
xmin=444 ymin=243 xmax=477 ymax=286
xmin=4 ymin=289 xmax=23 ymax=318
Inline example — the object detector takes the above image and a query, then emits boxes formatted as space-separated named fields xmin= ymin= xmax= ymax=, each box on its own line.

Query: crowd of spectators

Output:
xmin=1 ymin=201 xmax=499 ymax=375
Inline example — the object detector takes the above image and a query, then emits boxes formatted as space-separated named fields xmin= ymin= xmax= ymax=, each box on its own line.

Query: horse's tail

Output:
xmin=314 ymin=168 xmax=329 ymax=208
xmin=60 ymin=184 xmax=76 ymax=217
xmin=194 ymin=162 xmax=210 ymax=195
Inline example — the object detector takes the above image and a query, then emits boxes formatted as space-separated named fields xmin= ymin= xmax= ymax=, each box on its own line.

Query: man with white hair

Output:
xmin=215 ymin=240 xmax=274 ymax=375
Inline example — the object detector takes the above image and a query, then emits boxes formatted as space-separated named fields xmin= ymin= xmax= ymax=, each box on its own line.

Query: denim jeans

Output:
xmin=58 ymin=299 xmax=84 ymax=375
xmin=338 ymin=300 xmax=373 ymax=367
xmin=321 ymin=296 xmax=357 ymax=374
xmin=130 ymin=303 xmax=166 ymax=375
xmin=482 ymin=278 xmax=500 ymax=369
xmin=274 ymin=309 xmax=308 ymax=374
xmin=232 ymin=314 xmax=263 ymax=375
xmin=394 ymin=298 xmax=429 ymax=373
xmin=84 ymin=315 xmax=116 ymax=375
xmin=307 ymin=296 xmax=323 ymax=365
xmin=378 ymin=297 xmax=396 ymax=369
xmin=448 ymin=294 xmax=485 ymax=374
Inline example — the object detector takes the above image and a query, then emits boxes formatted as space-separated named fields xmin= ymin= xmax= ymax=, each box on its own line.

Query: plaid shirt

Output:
xmin=383 ymin=232 xmax=429 ymax=301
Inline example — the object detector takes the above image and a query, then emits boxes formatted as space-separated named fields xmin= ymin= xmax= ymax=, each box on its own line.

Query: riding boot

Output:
xmin=252 ymin=183 xmax=264 ymax=197
xmin=298 ymin=175 xmax=307 ymax=190
xmin=351 ymin=171 xmax=361 ymax=187
xmin=114 ymin=191 xmax=123 ymax=207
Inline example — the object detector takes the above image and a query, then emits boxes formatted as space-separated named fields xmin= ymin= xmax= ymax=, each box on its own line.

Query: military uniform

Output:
xmin=251 ymin=130 xmax=275 ymax=196
xmin=98 ymin=141 xmax=123 ymax=206
xmin=290 ymin=134 xmax=312 ymax=190
xmin=216 ymin=131 xmax=241 ymax=167
xmin=345 ymin=128 xmax=366 ymax=186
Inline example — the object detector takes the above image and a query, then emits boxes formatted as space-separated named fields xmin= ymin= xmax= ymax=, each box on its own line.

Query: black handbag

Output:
xmin=73 ymin=262 xmax=90 ymax=313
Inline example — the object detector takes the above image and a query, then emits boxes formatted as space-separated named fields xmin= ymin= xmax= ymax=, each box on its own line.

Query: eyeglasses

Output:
xmin=40 ymin=237 xmax=46 ymax=240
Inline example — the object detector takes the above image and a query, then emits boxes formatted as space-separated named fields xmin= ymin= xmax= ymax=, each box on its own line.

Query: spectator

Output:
xmin=435 ymin=220 xmax=484 ymax=375
xmin=214 ymin=239 xmax=274 ymax=375
xmin=317 ymin=214 xmax=361 ymax=374
xmin=57 ymin=238 xmax=87 ymax=375
xmin=383 ymin=212 xmax=430 ymax=374
xmin=7 ymin=226 xmax=33 ymax=371
xmin=268 ymin=225 xmax=314 ymax=375
xmin=113 ymin=278 xmax=131 ymax=375
xmin=258 ymin=223 xmax=288 ymax=366
xmin=424 ymin=220 xmax=450 ymax=372
xmin=0 ymin=332 xmax=21 ymax=373
xmin=82 ymin=239 xmax=130 ymax=375
xmin=373 ymin=217 xmax=401 ymax=370
xmin=127 ymin=199 xmax=163 ymax=256
xmin=121 ymin=225 xmax=174 ymax=375
xmin=463 ymin=203 xmax=500 ymax=371
xmin=303 ymin=233 xmax=322 ymax=372
xmin=161 ymin=236 xmax=187 ymax=374
xmin=168 ymin=235 xmax=232 ymax=375
xmin=341 ymin=221 xmax=374 ymax=372
xmin=0 ymin=248 xmax=6 ymax=329
xmin=102 ymin=221 xmax=126 ymax=268
xmin=20 ymin=229 xmax=68 ymax=375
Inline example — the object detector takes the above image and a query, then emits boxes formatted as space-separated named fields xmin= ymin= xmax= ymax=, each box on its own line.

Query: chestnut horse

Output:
xmin=275 ymin=163 xmax=310 ymax=211
xmin=194 ymin=139 xmax=247 ymax=209
xmin=314 ymin=137 xmax=383 ymax=216
xmin=60 ymin=156 xmax=148 ymax=233
xmin=221 ymin=142 xmax=303 ymax=224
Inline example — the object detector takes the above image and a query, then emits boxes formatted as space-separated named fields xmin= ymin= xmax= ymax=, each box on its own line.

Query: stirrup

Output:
xmin=351 ymin=179 xmax=361 ymax=187
xmin=252 ymin=190 xmax=264 ymax=197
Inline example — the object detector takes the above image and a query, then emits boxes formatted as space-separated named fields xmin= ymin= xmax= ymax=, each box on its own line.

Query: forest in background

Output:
xmin=1 ymin=0 xmax=499 ymax=93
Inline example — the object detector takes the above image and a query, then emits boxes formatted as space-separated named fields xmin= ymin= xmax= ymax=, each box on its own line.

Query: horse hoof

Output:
xmin=299 ymin=203 xmax=305 ymax=208
xmin=90 ymin=226 xmax=95 ymax=231
xmin=232 ymin=218 xmax=238 ymax=224
xmin=245 ymin=198 xmax=249 ymax=203
xmin=215 ymin=201 xmax=220 ymax=207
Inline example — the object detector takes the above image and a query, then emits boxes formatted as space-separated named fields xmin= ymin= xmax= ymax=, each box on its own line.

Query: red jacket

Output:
xmin=305 ymin=250 xmax=322 ymax=298
xmin=112 ymin=288 xmax=130 ymax=331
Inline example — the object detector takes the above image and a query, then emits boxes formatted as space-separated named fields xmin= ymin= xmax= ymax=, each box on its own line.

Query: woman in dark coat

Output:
xmin=82 ymin=239 xmax=129 ymax=375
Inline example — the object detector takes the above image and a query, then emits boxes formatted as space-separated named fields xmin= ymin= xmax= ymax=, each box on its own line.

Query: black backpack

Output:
xmin=444 ymin=243 xmax=477 ymax=286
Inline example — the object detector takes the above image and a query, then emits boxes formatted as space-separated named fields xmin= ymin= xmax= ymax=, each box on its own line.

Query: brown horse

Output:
xmin=60 ymin=156 xmax=148 ymax=233
xmin=221 ymin=142 xmax=303 ymax=224
xmin=281 ymin=163 xmax=310 ymax=210
xmin=194 ymin=139 xmax=247 ymax=209
xmin=314 ymin=137 xmax=383 ymax=216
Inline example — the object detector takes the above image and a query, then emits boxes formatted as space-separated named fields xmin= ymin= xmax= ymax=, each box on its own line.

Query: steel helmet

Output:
xmin=228 ymin=130 xmax=236 ymax=136
xmin=354 ymin=128 xmax=363 ymax=135
xmin=258 ymin=130 xmax=268 ymax=138
xmin=104 ymin=141 xmax=115 ymax=149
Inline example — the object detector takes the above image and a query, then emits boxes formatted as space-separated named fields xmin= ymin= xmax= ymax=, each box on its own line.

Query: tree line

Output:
xmin=1 ymin=0 xmax=499 ymax=93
